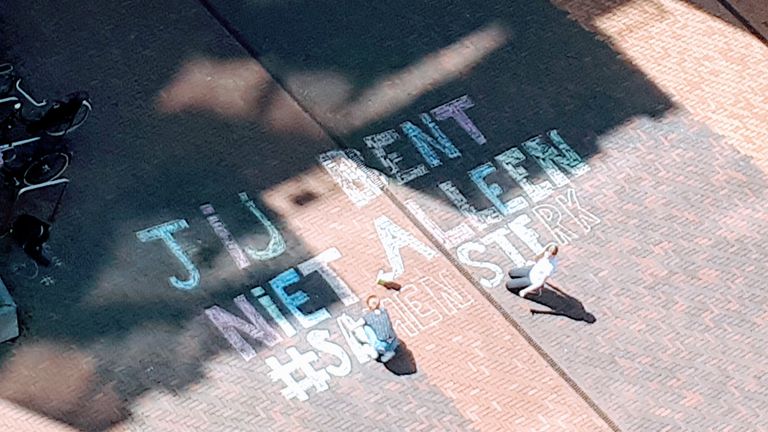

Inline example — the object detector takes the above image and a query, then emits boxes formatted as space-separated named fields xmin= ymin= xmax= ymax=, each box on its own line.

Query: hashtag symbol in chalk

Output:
xmin=265 ymin=347 xmax=330 ymax=401
xmin=40 ymin=276 xmax=55 ymax=286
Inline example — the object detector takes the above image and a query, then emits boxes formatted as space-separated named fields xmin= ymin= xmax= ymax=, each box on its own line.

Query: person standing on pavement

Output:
xmin=10 ymin=214 xmax=52 ymax=267
xmin=357 ymin=294 xmax=399 ymax=363
xmin=506 ymin=243 xmax=559 ymax=298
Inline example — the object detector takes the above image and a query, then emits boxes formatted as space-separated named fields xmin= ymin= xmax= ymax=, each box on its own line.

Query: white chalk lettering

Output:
xmin=507 ymin=214 xmax=544 ymax=253
xmin=533 ymin=204 xmax=578 ymax=245
xmin=481 ymin=227 xmax=526 ymax=267
xmin=307 ymin=329 xmax=352 ymax=377
xmin=374 ymin=215 xmax=438 ymax=280
xmin=556 ymin=188 xmax=601 ymax=233
xmin=364 ymin=129 xmax=428 ymax=184
xmin=318 ymin=149 xmax=384 ymax=208
xmin=297 ymin=247 xmax=359 ymax=307
xmin=456 ymin=241 xmax=505 ymax=289
xmin=265 ymin=347 xmax=330 ymax=401
xmin=438 ymin=180 xmax=503 ymax=230
xmin=381 ymin=296 xmax=420 ymax=338
xmin=404 ymin=199 xmax=475 ymax=248
xmin=400 ymin=282 xmax=443 ymax=330
xmin=435 ymin=271 xmax=475 ymax=313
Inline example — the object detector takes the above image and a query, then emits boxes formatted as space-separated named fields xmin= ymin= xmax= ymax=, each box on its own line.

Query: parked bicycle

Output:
xmin=0 ymin=63 xmax=91 ymax=186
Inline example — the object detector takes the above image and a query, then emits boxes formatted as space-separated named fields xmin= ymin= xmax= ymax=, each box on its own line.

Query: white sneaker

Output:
xmin=380 ymin=350 xmax=396 ymax=363
xmin=363 ymin=344 xmax=379 ymax=360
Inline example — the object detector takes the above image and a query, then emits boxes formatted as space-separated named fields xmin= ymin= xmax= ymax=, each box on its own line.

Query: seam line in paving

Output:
xmin=717 ymin=0 xmax=768 ymax=45
xmin=196 ymin=0 xmax=622 ymax=430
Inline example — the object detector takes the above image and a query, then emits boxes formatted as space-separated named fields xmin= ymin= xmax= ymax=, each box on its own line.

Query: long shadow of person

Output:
xmin=383 ymin=340 xmax=417 ymax=376
xmin=515 ymin=282 xmax=596 ymax=324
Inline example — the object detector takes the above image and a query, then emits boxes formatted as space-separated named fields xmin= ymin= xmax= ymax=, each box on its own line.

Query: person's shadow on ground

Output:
xmin=509 ymin=282 xmax=596 ymax=324
xmin=383 ymin=341 xmax=417 ymax=376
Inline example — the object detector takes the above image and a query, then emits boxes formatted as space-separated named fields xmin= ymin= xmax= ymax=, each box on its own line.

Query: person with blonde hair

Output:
xmin=506 ymin=243 xmax=559 ymax=298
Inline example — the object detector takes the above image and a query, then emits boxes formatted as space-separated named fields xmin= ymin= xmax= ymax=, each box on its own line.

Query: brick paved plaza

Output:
xmin=0 ymin=0 xmax=767 ymax=431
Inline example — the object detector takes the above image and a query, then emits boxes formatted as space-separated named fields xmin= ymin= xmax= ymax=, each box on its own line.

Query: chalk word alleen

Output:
xmin=319 ymin=94 xmax=601 ymax=280
xmin=322 ymin=143 xmax=598 ymax=255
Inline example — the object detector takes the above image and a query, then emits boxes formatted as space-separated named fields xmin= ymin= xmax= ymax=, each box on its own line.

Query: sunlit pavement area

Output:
xmin=1 ymin=0 xmax=767 ymax=431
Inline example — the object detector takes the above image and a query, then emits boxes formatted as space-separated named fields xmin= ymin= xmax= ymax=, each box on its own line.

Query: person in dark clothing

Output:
xmin=10 ymin=214 xmax=51 ymax=267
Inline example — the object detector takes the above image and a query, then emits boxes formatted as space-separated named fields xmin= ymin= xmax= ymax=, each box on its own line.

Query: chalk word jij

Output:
xmin=135 ymin=192 xmax=287 ymax=290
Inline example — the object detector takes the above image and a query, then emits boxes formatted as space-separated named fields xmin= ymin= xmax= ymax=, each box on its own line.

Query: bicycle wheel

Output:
xmin=23 ymin=152 xmax=70 ymax=185
xmin=45 ymin=98 xmax=92 ymax=137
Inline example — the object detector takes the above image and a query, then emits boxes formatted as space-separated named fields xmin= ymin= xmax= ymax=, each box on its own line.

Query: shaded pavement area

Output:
xmin=1 ymin=0 xmax=767 ymax=431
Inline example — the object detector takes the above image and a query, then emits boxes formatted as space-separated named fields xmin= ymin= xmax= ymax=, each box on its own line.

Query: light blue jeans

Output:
xmin=364 ymin=325 xmax=399 ymax=355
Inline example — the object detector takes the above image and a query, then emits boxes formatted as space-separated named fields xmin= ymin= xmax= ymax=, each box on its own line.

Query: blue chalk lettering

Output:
xmin=136 ymin=219 xmax=200 ymax=290
xmin=400 ymin=114 xmax=461 ymax=168
xmin=270 ymin=268 xmax=330 ymax=329
xmin=251 ymin=286 xmax=297 ymax=337
xmin=239 ymin=192 xmax=286 ymax=261
xmin=469 ymin=163 xmax=528 ymax=216
xmin=521 ymin=131 xmax=590 ymax=187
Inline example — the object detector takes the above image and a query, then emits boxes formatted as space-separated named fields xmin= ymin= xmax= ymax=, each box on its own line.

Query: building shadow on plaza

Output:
xmin=3 ymin=0 xmax=761 ymax=429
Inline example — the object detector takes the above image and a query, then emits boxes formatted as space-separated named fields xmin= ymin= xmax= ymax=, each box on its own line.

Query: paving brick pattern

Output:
xmin=553 ymin=0 xmax=768 ymax=174
xmin=0 ymin=399 xmax=77 ymax=432
xmin=109 ymin=167 xmax=614 ymax=432
xmin=1 ymin=0 xmax=767 ymax=431
xmin=0 ymin=0 xmax=610 ymax=430
xmin=195 ymin=0 xmax=768 ymax=431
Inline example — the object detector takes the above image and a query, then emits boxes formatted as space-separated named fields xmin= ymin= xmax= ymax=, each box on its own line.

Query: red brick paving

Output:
xmin=1 ymin=0 xmax=768 ymax=431
xmin=553 ymin=0 xmax=768 ymax=174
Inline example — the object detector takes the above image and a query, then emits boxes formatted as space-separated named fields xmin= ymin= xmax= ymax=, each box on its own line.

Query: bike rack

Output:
xmin=14 ymin=79 xmax=47 ymax=107
xmin=0 ymin=178 xmax=69 ymax=232
xmin=16 ymin=178 xmax=69 ymax=223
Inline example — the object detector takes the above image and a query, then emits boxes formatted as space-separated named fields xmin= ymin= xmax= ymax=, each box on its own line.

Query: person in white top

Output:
xmin=506 ymin=243 xmax=559 ymax=298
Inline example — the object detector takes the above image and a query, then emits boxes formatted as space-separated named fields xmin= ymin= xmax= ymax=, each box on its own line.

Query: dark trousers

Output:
xmin=505 ymin=265 xmax=533 ymax=291
xmin=11 ymin=214 xmax=51 ymax=266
